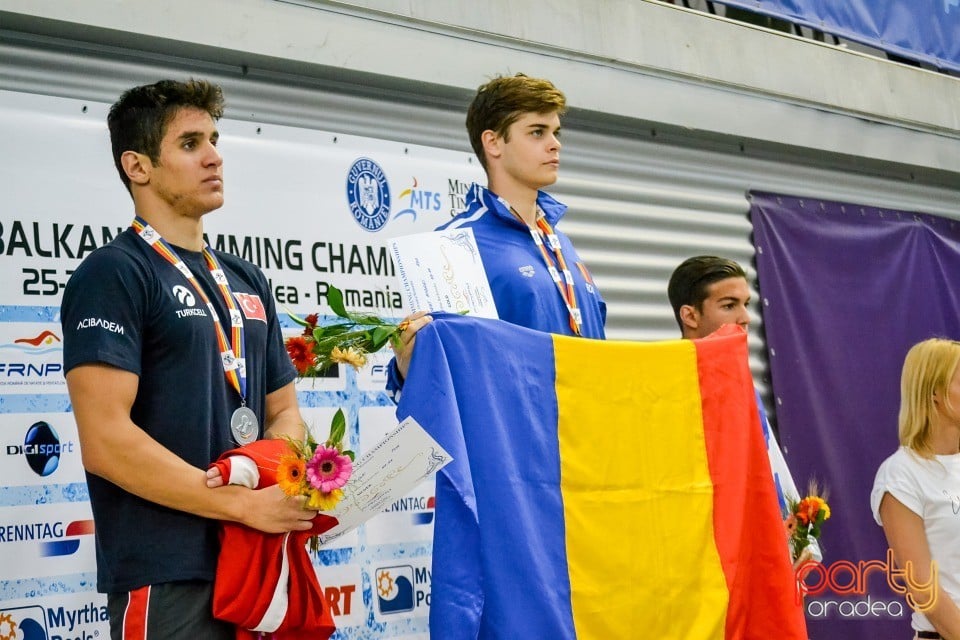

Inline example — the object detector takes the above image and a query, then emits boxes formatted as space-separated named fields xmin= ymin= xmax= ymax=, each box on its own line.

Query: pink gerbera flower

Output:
xmin=306 ymin=445 xmax=353 ymax=493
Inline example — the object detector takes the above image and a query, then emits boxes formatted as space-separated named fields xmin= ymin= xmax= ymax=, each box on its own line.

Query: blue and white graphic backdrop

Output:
xmin=711 ymin=0 xmax=960 ymax=72
xmin=0 ymin=89 xmax=484 ymax=640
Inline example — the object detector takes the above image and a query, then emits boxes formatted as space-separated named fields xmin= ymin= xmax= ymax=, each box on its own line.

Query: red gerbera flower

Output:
xmin=285 ymin=336 xmax=314 ymax=374
xmin=302 ymin=313 xmax=319 ymax=336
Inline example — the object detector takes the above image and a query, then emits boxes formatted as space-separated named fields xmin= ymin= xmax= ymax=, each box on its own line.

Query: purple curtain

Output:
xmin=750 ymin=191 xmax=960 ymax=639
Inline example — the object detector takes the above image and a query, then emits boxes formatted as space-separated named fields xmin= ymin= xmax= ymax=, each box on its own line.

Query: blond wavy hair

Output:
xmin=899 ymin=338 xmax=960 ymax=457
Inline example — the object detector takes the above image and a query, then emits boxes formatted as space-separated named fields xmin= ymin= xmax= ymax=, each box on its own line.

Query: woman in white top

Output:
xmin=872 ymin=338 xmax=960 ymax=640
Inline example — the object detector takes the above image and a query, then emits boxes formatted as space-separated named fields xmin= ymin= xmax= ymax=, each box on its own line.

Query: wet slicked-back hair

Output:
xmin=667 ymin=256 xmax=748 ymax=330
xmin=107 ymin=78 xmax=225 ymax=193
xmin=465 ymin=73 xmax=566 ymax=170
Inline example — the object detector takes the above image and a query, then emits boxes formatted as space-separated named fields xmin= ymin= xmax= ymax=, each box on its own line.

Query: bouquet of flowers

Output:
xmin=785 ymin=481 xmax=830 ymax=563
xmin=285 ymin=285 xmax=404 ymax=375
xmin=277 ymin=408 xmax=354 ymax=550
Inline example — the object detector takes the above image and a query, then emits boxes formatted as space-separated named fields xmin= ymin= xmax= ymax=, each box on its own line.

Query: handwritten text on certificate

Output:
xmin=318 ymin=417 xmax=453 ymax=545
xmin=389 ymin=229 xmax=499 ymax=318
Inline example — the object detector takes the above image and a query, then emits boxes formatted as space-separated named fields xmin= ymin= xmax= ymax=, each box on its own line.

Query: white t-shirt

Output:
xmin=871 ymin=446 xmax=960 ymax=632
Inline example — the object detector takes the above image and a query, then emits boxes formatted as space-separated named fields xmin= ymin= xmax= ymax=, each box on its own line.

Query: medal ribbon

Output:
xmin=131 ymin=217 xmax=248 ymax=403
xmin=509 ymin=204 xmax=582 ymax=336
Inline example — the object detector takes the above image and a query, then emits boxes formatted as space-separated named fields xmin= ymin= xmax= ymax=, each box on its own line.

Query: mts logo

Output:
xmin=409 ymin=190 xmax=441 ymax=211
xmin=324 ymin=584 xmax=357 ymax=616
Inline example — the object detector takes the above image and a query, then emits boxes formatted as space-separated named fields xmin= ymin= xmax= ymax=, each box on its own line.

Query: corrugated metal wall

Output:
xmin=4 ymin=30 xmax=960 ymax=407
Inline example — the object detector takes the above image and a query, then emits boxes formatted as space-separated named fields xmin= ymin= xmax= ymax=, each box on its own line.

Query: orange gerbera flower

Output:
xmin=276 ymin=453 xmax=307 ymax=497
xmin=285 ymin=336 xmax=314 ymax=374
xmin=796 ymin=496 xmax=829 ymax=525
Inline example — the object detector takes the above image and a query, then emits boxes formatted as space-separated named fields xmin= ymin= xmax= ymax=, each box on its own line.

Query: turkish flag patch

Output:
xmin=234 ymin=292 xmax=268 ymax=323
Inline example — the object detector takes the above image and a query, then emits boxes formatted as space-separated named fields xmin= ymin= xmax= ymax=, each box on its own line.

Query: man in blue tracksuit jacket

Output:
xmin=389 ymin=73 xmax=606 ymax=397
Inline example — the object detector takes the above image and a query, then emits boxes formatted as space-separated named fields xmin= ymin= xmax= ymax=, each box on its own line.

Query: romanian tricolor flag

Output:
xmin=397 ymin=315 xmax=806 ymax=639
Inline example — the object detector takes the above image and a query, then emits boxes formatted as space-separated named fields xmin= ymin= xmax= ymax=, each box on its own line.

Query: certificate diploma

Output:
xmin=389 ymin=229 xmax=499 ymax=318
xmin=317 ymin=416 xmax=453 ymax=545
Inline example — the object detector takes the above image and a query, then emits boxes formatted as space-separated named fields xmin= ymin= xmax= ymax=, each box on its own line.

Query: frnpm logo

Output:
xmin=796 ymin=550 xmax=934 ymax=619
xmin=0 ymin=324 xmax=66 ymax=393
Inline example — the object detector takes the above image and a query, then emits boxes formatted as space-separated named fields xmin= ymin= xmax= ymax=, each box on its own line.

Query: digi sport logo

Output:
xmin=5 ymin=421 xmax=75 ymax=477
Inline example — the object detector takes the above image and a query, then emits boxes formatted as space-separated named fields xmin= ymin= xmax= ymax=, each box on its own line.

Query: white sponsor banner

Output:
xmin=0 ymin=502 xmax=96 ymax=581
xmin=314 ymin=562 xmax=364 ymax=627
xmin=358 ymin=407 xmax=404 ymax=455
xmin=0 ymin=90 xmax=485 ymax=312
xmin=356 ymin=349 xmax=393 ymax=391
xmin=1 ymin=413 xmax=84 ymax=487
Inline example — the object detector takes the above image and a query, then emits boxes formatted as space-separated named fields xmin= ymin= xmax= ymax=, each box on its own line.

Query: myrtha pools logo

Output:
xmin=0 ymin=605 xmax=48 ymax=640
xmin=375 ymin=565 xmax=415 ymax=614
xmin=346 ymin=158 xmax=391 ymax=232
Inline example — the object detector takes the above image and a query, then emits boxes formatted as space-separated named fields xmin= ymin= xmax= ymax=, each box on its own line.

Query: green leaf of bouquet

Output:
xmin=315 ymin=332 xmax=366 ymax=353
xmin=370 ymin=326 xmax=396 ymax=351
xmin=343 ymin=449 xmax=355 ymax=461
xmin=327 ymin=285 xmax=350 ymax=319
xmin=351 ymin=313 xmax=384 ymax=326
xmin=372 ymin=325 xmax=395 ymax=341
xmin=315 ymin=323 xmax=353 ymax=339
xmin=315 ymin=332 xmax=355 ymax=349
xmin=389 ymin=333 xmax=403 ymax=350
xmin=329 ymin=408 xmax=346 ymax=445
xmin=286 ymin=308 xmax=309 ymax=327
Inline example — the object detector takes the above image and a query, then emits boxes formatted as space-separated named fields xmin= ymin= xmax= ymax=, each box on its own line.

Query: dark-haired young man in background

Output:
xmin=668 ymin=255 xmax=821 ymax=564
xmin=61 ymin=79 xmax=316 ymax=639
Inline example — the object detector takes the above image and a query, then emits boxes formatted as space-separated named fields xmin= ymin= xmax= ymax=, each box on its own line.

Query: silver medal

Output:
xmin=230 ymin=406 xmax=259 ymax=445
